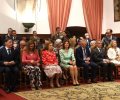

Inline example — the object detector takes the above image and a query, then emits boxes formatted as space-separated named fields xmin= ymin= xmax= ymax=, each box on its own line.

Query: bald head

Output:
xmin=96 ymin=40 xmax=102 ymax=48
xmin=20 ymin=40 xmax=26 ymax=49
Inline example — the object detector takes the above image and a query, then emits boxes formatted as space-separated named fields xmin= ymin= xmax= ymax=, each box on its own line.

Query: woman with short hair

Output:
xmin=42 ymin=41 xmax=62 ymax=88
xmin=59 ymin=40 xmax=79 ymax=85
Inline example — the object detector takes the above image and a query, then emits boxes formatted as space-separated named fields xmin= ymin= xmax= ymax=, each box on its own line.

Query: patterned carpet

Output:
xmin=15 ymin=82 xmax=120 ymax=100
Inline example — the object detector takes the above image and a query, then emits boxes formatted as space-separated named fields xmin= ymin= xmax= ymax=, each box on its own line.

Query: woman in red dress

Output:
xmin=22 ymin=40 xmax=42 ymax=90
xmin=42 ymin=41 xmax=62 ymax=88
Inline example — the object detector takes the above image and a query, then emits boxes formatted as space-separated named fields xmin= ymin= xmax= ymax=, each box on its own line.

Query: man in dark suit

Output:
xmin=1 ymin=28 xmax=13 ymax=45
xmin=102 ymin=29 xmax=117 ymax=48
xmin=91 ymin=40 xmax=114 ymax=81
xmin=84 ymin=33 xmax=91 ymax=48
xmin=12 ymin=30 xmax=20 ymax=43
xmin=0 ymin=38 xmax=19 ymax=93
xmin=76 ymin=40 xmax=98 ymax=83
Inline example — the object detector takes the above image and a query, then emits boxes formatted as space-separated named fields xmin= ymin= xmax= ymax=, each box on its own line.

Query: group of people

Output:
xmin=0 ymin=27 xmax=119 ymax=93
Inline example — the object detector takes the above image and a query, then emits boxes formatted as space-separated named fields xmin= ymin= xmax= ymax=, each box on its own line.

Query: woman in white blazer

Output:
xmin=107 ymin=40 xmax=120 ymax=65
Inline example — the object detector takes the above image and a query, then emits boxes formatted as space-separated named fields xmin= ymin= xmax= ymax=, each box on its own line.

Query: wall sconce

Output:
xmin=22 ymin=23 xmax=35 ymax=32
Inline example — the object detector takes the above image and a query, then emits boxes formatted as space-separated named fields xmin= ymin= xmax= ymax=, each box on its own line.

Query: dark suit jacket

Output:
xmin=86 ymin=38 xmax=91 ymax=48
xmin=91 ymin=47 xmax=106 ymax=63
xmin=76 ymin=46 xmax=90 ymax=66
xmin=1 ymin=34 xmax=13 ymax=45
xmin=102 ymin=36 xmax=117 ymax=47
xmin=0 ymin=46 xmax=19 ymax=67
xmin=12 ymin=35 xmax=20 ymax=43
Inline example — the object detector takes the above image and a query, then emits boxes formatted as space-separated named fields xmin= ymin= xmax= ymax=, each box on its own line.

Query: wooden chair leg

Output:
xmin=19 ymin=71 xmax=22 ymax=88
xmin=116 ymin=65 xmax=119 ymax=79
xmin=24 ymin=74 xmax=27 ymax=88
xmin=79 ymin=67 xmax=84 ymax=83
xmin=61 ymin=68 xmax=70 ymax=85
xmin=98 ymin=66 xmax=101 ymax=81
xmin=3 ymin=73 xmax=5 ymax=88
xmin=77 ymin=68 xmax=80 ymax=82
xmin=0 ymin=73 xmax=2 ymax=88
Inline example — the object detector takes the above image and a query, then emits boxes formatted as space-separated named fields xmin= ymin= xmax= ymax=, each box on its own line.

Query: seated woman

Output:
xmin=22 ymin=40 xmax=42 ymax=90
xmin=42 ymin=41 xmax=62 ymax=88
xmin=107 ymin=40 xmax=120 ymax=65
xmin=59 ymin=40 xmax=79 ymax=85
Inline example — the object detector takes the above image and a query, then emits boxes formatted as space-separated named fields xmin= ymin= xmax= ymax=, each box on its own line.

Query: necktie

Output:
xmin=8 ymin=49 xmax=11 ymax=55
xmin=99 ymin=48 xmax=101 ymax=52
xmin=83 ymin=48 xmax=86 ymax=60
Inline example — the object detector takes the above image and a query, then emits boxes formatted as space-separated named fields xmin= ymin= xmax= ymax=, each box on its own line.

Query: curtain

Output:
xmin=82 ymin=0 xmax=103 ymax=40
xmin=47 ymin=0 xmax=72 ymax=35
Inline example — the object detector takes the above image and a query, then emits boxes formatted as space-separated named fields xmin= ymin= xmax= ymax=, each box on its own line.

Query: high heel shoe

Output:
xmin=73 ymin=82 xmax=76 ymax=86
xmin=50 ymin=83 xmax=54 ymax=88
xmin=76 ymin=81 xmax=80 ymax=86
xmin=76 ymin=83 xmax=80 ymax=86
xmin=56 ymin=83 xmax=61 ymax=88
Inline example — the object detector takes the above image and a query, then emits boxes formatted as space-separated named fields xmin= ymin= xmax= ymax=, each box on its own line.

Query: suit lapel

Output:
xmin=80 ymin=47 xmax=84 ymax=59
xmin=3 ymin=47 xmax=9 ymax=56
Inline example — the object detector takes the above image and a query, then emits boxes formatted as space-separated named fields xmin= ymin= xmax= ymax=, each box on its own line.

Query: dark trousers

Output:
xmin=81 ymin=62 xmax=98 ymax=80
xmin=97 ymin=62 xmax=114 ymax=80
xmin=0 ymin=66 xmax=19 ymax=89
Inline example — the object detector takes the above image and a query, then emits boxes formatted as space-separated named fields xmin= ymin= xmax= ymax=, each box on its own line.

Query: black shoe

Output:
xmin=102 ymin=77 xmax=107 ymax=82
xmin=10 ymin=86 xmax=17 ymax=92
xmin=4 ymin=88 xmax=11 ymax=93
xmin=35 ymin=82 xmax=39 ymax=90
xmin=85 ymin=79 xmax=91 ymax=84
xmin=91 ymin=79 xmax=97 ymax=83
xmin=76 ymin=83 xmax=80 ymax=86
xmin=73 ymin=84 xmax=76 ymax=86
xmin=108 ymin=78 xmax=114 ymax=81
xmin=35 ymin=87 xmax=39 ymax=90
xmin=35 ymin=85 xmax=39 ymax=90
xmin=11 ymin=87 xmax=17 ymax=92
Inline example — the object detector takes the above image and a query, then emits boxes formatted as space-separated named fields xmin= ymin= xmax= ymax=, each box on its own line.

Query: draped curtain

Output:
xmin=47 ymin=0 xmax=72 ymax=35
xmin=82 ymin=0 xmax=103 ymax=40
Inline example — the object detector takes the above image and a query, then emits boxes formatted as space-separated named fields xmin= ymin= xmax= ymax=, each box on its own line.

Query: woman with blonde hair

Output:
xmin=107 ymin=40 xmax=120 ymax=65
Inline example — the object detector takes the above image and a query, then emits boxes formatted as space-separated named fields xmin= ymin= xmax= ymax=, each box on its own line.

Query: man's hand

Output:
xmin=9 ymin=61 xmax=15 ymax=65
xmin=86 ymin=57 xmax=90 ymax=61
xmin=85 ymin=61 xmax=90 ymax=64
xmin=105 ymin=59 xmax=110 ymax=63
xmin=103 ymin=59 xmax=110 ymax=63
xmin=69 ymin=60 xmax=73 ymax=65
xmin=3 ymin=62 xmax=9 ymax=65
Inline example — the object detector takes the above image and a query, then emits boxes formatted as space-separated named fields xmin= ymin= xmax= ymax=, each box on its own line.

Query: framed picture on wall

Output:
xmin=114 ymin=0 xmax=120 ymax=21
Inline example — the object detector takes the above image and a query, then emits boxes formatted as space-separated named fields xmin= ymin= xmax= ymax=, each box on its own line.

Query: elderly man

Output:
xmin=76 ymin=39 xmax=98 ymax=83
xmin=91 ymin=40 xmax=115 ymax=81
xmin=84 ymin=33 xmax=91 ymax=48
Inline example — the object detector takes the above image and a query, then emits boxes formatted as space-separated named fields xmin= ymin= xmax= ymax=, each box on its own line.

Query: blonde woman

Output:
xmin=107 ymin=40 xmax=120 ymax=65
